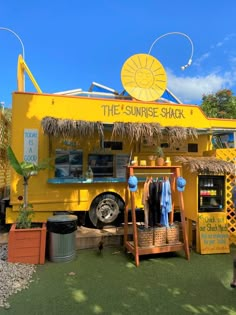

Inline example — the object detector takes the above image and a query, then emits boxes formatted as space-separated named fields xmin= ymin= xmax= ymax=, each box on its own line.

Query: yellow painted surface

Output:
xmin=198 ymin=212 xmax=229 ymax=254
xmin=11 ymin=92 xmax=225 ymax=127
xmin=184 ymin=148 xmax=236 ymax=247
xmin=6 ymin=207 xmax=53 ymax=224
xmin=7 ymin=91 xmax=236 ymax=224
xmin=214 ymin=149 xmax=236 ymax=245
xmin=17 ymin=55 xmax=42 ymax=93
xmin=182 ymin=169 xmax=199 ymax=221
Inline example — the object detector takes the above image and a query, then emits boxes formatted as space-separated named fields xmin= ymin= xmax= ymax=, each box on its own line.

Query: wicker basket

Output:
xmin=153 ymin=227 xmax=167 ymax=246
xmin=138 ymin=227 xmax=153 ymax=247
xmin=166 ymin=223 xmax=180 ymax=244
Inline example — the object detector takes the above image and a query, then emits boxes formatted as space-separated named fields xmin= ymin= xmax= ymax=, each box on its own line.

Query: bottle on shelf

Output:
xmin=164 ymin=157 xmax=171 ymax=166
xmin=87 ymin=166 xmax=93 ymax=180
xmin=85 ymin=166 xmax=93 ymax=181
xmin=133 ymin=156 xmax=138 ymax=166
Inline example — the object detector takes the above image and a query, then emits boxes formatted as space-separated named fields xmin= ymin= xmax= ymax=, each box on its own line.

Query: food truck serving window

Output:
xmin=103 ymin=141 xmax=123 ymax=150
xmin=88 ymin=154 xmax=114 ymax=177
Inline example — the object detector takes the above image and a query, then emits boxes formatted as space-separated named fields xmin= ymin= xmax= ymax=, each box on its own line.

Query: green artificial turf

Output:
xmin=2 ymin=246 xmax=236 ymax=315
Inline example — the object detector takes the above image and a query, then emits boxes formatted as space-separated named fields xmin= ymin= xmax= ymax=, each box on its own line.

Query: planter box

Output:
xmin=8 ymin=223 xmax=46 ymax=264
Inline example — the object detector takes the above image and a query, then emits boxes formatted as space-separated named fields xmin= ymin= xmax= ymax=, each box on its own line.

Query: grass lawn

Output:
xmin=2 ymin=246 xmax=236 ymax=315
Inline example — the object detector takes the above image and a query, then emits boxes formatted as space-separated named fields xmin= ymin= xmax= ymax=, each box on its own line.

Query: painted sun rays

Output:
xmin=121 ymin=53 xmax=167 ymax=101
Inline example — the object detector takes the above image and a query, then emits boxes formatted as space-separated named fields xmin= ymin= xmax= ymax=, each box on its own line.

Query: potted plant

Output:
xmin=7 ymin=146 xmax=49 ymax=264
xmin=156 ymin=146 xmax=165 ymax=166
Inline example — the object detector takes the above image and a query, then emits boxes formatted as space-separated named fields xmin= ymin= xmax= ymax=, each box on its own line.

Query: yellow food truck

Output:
xmin=5 ymin=54 xmax=236 ymax=253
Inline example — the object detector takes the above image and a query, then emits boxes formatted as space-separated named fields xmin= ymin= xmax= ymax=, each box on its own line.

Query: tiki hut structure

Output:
xmin=175 ymin=156 xmax=235 ymax=175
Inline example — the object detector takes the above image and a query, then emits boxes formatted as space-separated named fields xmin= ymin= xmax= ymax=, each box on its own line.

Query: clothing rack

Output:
xmin=124 ymin=165 xmax=190 ymax=267
xmin=135 ymin=172 xmax=174 ymax=175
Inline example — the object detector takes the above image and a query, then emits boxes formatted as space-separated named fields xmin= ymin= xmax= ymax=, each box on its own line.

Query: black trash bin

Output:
xmin=47 ymin=214 xmax=78 ymax=262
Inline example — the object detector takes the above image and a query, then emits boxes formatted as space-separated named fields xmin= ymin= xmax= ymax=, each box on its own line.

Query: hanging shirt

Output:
xmin=148 ymin=181 xmax=159 ymax=207
xmin=148 ymin=180 xmax=162 ymax=226
xmin=142 ymin=179 xmax=150 ymax=205
xmin=160 ymin=179 xmax=172 ymax=227
xmin=142 ymin=179 xmax=150 ymax=228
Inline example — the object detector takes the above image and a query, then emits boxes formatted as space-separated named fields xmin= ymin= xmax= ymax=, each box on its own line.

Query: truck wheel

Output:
xmin=89 ymin=193 xmax=124 ymax=228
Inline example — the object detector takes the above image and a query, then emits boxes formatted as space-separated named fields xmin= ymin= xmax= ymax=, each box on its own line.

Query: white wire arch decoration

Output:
xmin=148 ymin=31 xmax=194 ymax=70
xmin=0 ymin=27 xmax=25 ymax=60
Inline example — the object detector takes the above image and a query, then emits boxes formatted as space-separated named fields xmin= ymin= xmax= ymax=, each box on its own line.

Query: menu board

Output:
xmin=198 ymin=212 xmax=229 ymax=254
xmin=115 ymin=154 xmax=129 ymax=178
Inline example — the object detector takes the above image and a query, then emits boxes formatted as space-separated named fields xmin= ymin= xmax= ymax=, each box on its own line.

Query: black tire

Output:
xmin=88 ymin=193 xmax=124 ymax=228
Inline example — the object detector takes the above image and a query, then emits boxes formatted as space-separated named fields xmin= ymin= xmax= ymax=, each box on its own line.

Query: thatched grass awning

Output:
xmin=112 ymin=122 xmax=198 ymax=144
xmin=41 ymin=117 xmax=104 ymax=138
xmin=175 ymin=156 xmax=235 ymax=174
xmin=112 ymin=122 xmax=162 ymax=142
xmin=165 ymin=127 xmax=198 ymax=148
xmin=41 ymin=117 xmax=198 ymax=144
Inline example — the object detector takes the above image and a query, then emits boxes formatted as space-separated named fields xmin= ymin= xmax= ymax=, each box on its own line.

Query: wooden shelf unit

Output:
xmin=124 ymin=165 xmax=190 ymax=266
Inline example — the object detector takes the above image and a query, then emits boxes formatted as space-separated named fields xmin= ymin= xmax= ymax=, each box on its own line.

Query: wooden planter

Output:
xmin=8 ymin=223 xmax=46 ymax=264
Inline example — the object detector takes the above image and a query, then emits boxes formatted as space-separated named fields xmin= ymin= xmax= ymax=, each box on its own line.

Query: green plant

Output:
xmin=16 ymin=204 xmax=34 ymax=229
xmin=156 ymin=146 xmax=164 ymax=158
xmin=7 ymin=146 xmax=50 ymax=229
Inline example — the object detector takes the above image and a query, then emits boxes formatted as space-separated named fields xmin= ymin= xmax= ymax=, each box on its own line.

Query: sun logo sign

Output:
xmin=121 ymin=53 xmax=167 ymax=102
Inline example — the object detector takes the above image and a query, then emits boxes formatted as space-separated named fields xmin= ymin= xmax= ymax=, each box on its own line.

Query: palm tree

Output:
xmin=7 ymin=146 xmax=49 ymax=228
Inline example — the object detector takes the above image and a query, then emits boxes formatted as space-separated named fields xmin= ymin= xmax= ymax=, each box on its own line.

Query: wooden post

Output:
xmin=130 ymin=190 xmax=139 ymax=266
xmin=124 ymin=184 xmax=129 ymax=245
xmin=169 ymin=173 xmax=176 ymax=224
xmin=176 ymin=167 xmax=190 ymax=260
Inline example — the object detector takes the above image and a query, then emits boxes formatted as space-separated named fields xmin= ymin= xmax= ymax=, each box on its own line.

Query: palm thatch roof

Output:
xmin=165 ymin=127 xmax=198 ymax=148
xmin=112 ymin=123 xmax=198 ymax=145
xmin=175 ymin=156 xmax=235 ymax=174
xmin=41 ymin=117 xmax=198 ymax=145
xmin=111 ymin=122 xmax=163 ymax=142
xmin=41 ymin=117 xmax=104 ymax=138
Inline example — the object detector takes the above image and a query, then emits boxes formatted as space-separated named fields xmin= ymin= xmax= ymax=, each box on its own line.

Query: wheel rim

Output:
xmin=96 ymin=198 xmax=120 ymax=224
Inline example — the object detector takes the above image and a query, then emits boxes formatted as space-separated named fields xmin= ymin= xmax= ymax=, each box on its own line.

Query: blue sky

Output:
xmin=1 ymin=0 xmax=236 ymax=107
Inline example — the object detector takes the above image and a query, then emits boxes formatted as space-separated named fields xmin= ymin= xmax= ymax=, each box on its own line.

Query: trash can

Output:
xmin=47 ymin=214 xmax=78 ymax=262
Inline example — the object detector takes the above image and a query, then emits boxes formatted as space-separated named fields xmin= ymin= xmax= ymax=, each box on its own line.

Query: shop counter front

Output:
xmin=47 ymin=177 xmax=127 ymax=184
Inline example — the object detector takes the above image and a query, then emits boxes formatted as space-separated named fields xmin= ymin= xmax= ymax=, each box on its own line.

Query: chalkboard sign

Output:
xmin=198 ymin=212 xmax=229 ymax=254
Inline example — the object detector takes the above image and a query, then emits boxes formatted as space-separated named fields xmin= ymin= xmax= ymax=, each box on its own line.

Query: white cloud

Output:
xmin=194 ymin=52 xmax=211 ymax=67
xmin=215 ymin=34 xmax=235 ymax=48
xmin=223 ymin=34 xmax=235 ymax=41
xmin=216 ymin=41 xmax=223 ymax=47
xmin=166 ymin=69 xmax=234 ymax=104
xmin=194 ymin=34 xmax=236 ymax=68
